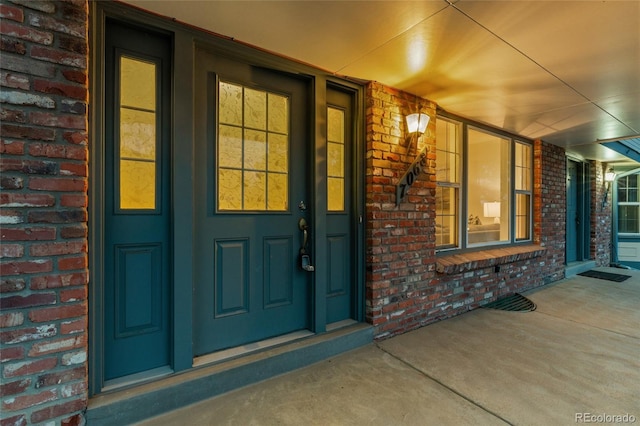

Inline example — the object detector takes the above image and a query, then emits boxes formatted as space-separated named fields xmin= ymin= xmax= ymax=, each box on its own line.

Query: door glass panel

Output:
xmin=118 ymin=55 xmax=157 ymax=210
xmin=218 ymin=81 xmax=289 ymax=211
xmin=327 ymin=107 xmax=345 ymax=211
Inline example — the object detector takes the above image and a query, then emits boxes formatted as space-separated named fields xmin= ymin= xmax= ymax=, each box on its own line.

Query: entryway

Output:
xmin=91 ymin=2 xmax=364 ymax=396
xmin=566 ymin=158 xmax=591 ymax=268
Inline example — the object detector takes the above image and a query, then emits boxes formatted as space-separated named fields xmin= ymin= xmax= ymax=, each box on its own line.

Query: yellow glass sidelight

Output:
xmin=217 ymin=81 xmax=289 ymax=211
xmin=119 ymin=56 xmax=157 ymax=210
xmin=327 ymin=107 xmax=345 ymax=211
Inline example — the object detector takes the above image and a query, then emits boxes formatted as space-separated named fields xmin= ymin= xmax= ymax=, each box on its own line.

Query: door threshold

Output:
xmin=327 ymin=318 xmax=358 ymax=332
xmin=102 ymin=366 xmax=174 ymax=393
xmin=193 ymin=330 xmax=314 ymax=368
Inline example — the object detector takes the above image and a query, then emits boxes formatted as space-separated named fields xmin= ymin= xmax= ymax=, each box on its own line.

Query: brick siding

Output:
xmin=365 ymin=82 xmax=569 ymax=340
xmin=591 ymin=161 xmax=613 ymax=266
xmin=0 ymin=1 xmax=89 ymax=425
xmin=534 ymin=140 xmax=566 ymax=282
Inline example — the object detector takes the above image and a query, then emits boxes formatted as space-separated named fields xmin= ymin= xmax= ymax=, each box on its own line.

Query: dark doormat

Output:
xmin=577 ymin=270 xmax=631 ymax=282
xmin=482 ymin=293 xmax=536 ymax=312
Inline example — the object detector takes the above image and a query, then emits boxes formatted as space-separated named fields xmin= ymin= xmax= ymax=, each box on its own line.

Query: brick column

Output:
xmin=590 ymin=160 xmax=613 ymax=266
xmin=365 ymin=82 xmax=437 ymax=339
xmin=533 ymin=140 xmax=566 ymax=283
xmin=0 ymin=0 xmax=89 ymax=424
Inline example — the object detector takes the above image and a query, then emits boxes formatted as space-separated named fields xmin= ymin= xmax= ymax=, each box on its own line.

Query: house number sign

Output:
xmin=396 ymin=147 xmax=427 ymax=205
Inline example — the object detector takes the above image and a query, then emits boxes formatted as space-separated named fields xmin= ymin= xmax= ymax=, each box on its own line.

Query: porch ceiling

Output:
xmin=121 ymin=0 xmax=640 ymax=168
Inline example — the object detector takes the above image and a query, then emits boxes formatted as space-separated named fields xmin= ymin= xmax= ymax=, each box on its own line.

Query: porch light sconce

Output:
xmin=605 ymin=168 xmax=616 ymax=184
xmin=602 ymin=168 xmax=616 ymax=208
xmin=406 ymin=113 xmax=430 ymax=135
xmin=483 ymin=201 xmax=501 ymax=224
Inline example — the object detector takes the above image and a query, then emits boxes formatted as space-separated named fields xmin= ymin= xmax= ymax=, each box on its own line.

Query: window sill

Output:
xmin=436 ymin=245 xmax=547 ymax=275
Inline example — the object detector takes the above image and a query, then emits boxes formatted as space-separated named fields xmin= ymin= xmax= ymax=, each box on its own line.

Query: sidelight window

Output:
xmin=117 ymin=55 xmax=158 ymax=210
xmin=327 ymin=107 xmax=345 ymax=211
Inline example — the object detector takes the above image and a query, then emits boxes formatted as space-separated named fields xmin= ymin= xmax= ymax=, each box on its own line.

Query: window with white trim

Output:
xmin=618 ymin=174 xmax=640 ymax=234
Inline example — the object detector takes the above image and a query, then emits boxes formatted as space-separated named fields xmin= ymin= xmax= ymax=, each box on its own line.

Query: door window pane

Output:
xmin=218 ymin=81 xmax=289 ymax=211
xmin=118 ymin=55 xmax=157 ymax=210
xmin=327 ymin=107 xmax=345 ymax=211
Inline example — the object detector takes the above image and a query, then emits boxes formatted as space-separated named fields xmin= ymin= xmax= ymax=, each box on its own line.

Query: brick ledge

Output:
xmin=436 ymin=245 xmax=547 ymax=275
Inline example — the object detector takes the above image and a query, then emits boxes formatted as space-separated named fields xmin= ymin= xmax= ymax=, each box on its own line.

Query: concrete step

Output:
xmin=86 ymin=323 xmax=373 ymax=425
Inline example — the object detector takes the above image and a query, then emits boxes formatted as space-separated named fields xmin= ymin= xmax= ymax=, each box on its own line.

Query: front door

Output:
xmin=103 ymin=21 xmax=172 ymax=380
xmin=567 ymin=159 xmax=579 ymax=262
xmin=193 ymin=50 xmax=312 ymax=355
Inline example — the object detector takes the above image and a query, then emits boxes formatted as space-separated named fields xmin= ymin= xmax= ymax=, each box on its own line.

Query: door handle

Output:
xmin=298 ymin=218 xmax=315 ymax=272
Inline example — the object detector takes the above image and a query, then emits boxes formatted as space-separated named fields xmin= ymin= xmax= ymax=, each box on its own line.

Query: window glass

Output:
xmin=217 ymin=81 xmax=289 ymax=211
xmin=118 ymin=55 xmax=157 ymax=210
xmin=618 ymin=174 xmax=640 ymax=234
xmin=436 ymin=117 xmax=533 ymax=250
xmin=515 ymin=142 xmax=532 ymax=240
xmin=467 ymin=128 xmax=510 ymax=245
xmin=435 ymin=186 xmax=458 ymax=247
xmin=435 ymin=118 xmax=461 ymax=248
xmin=619 ymin=205 xmax=639 ymax=233
xmin=327 ymin=107 xmax=345 ymax=211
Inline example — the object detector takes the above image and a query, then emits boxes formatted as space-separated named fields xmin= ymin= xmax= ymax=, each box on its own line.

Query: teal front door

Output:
xmin=103 ymin=21 xmax=172 ymax=380
xmin=193 ymin=50 xmax=312 ymax=355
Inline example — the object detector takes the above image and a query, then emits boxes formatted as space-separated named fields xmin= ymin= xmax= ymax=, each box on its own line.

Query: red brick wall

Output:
xmin=591 ymin=161 xmax=612 ymax=266
xmin=365 ymin=82 xmax=438 ymax=339
xmin=0 ymin=1 xmax=89 ymax=424
xmin=534 ymin=140 xmax=566 ymax=283
xmin=365 ymin=82 xmax=568 ymax=339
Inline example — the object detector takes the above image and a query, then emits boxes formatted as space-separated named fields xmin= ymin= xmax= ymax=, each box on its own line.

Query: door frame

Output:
xmin=89 ymin=1 xmax=365 ymax=396
xmin=565 ymin=157 xmax=591 ymax=263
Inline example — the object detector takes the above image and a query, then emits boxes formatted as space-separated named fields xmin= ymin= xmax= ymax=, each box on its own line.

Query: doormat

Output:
xmin=577 ymin=270 xmax=631 ymax=282
xmin=482 ymin=293 xmax=536 ymax=312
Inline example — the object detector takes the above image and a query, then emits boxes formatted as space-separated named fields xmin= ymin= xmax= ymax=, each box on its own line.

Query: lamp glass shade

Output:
xmin=605 ymin=170 xmax=616 ymax=182
xmin=406 ymin=113 xmax=430 ymax=134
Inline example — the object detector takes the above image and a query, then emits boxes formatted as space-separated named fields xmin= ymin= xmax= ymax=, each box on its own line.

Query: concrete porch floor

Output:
xmin=137 ymin=267 xmax=639 ymax=425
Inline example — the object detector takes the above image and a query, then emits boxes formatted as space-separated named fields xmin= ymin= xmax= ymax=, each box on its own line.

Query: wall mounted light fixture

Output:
xmin=405 ymin=113 xmax=430 ymax=135
xmin=605 ymin=168 xmax=616 ymax=184
xmin=602 ymin=167 xmax=616 ymax=208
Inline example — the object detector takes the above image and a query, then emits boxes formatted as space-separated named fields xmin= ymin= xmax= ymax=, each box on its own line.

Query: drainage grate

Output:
xmin=482 ymin=293 xmax=536 ymax=312
xmin=578 ymin=270 xmax=631 ymax=282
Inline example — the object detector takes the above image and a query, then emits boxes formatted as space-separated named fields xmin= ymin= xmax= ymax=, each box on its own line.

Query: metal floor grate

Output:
xmin=482 ymin=293 xmax=536 ymax=312
xmin=577 ymin=270 xmax=631 ymax=282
